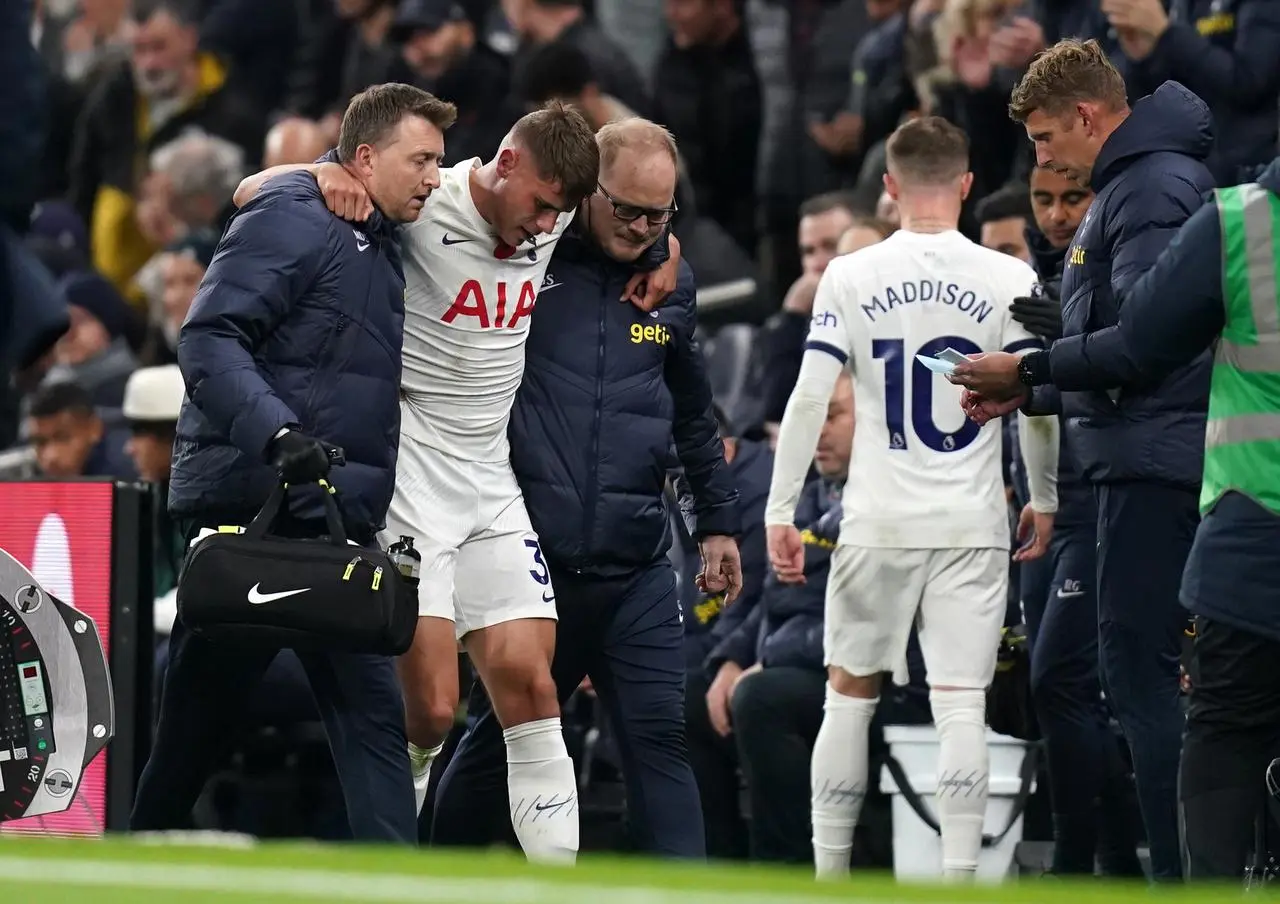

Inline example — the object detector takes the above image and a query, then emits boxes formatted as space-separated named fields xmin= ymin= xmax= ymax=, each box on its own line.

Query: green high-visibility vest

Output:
xmin=1203 ymin=182 xmax=1280 ymax=515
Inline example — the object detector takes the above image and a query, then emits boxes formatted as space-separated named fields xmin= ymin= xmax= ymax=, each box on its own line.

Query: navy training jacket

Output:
xmin=1050 ymin=81 xmax=1215 ymax=491
xmin=510 ymin=228 xmax=740 ymax=576
xmin=169 ymin=172 xmax=405 ymax=534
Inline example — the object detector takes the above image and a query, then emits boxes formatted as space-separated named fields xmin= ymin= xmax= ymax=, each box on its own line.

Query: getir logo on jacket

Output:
xmin=630 ymin=322 xmax=671 ymax=345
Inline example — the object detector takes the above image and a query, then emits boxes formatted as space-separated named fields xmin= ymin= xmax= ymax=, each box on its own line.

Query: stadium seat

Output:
xmin=702 ymin=323 xmax=758 ymax=423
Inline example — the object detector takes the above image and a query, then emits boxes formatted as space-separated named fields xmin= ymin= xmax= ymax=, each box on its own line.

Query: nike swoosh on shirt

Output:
xmin=247 ymin=583 xmax=310 ymax=605
xmin=441 ymin=235 xmax=469 ymax=245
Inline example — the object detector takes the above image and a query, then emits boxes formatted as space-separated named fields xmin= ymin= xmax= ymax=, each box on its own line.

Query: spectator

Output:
xmin=975 ymin=183 xmax=1034 ymax=264
xmin=25 ymin=200 xmax=90 ymax=279
xmin=752 ymin=0 xmax=874 ymax=293
xmin=68 ymin=0 xmax=264 ymax=297
xmin=34 ymin=0 xmax=133 ymax=85
xmin=139 ymin=230 xmax=218 ymax=367
xmin=503 ymin=0 xmax=651 ymax=116
xmin=389 ymin=0 xmax=525 ymax=162
xmin=40 ymin=271 xmax=140 ymax=409
xmin=130 ymin=131 xmax=247 ymax=308
xmin=24 ymin=380 xmax=132 ymax=478
xmin=285 ymin=0 xmax=398 ymax=139
xmin=519 ymin=38 xmax=640 ymax=126
xmin=130 ymin=82 xmax=458 ymax=844
xmin=120 ymin=363 xmax=187 ymax=629
xmin=1105 ymin=0 xmax=1280 ymax=186
xmin=652 ymin=0 xmax=762 ymax=254
xmin=263 ymin=117 xmax=331 ymax=169
xmin=836 ymin=217 xmax=894 ymax=254
xmin=742 ymin=192 xmax=865 ymax=443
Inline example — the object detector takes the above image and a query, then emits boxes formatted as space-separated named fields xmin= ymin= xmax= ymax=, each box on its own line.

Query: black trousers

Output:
xmin=432 ymin=560 xmax=705 ymax=858
xmin=1181 ymin=616 xmax=1280 ymax=880
xmin=1024 ymin=525 xmax=1142 ymax=875
xmin=130 ymin=515 xmax=417 ymax=843
xmin=687 ymin=664 xmax=931 ymax=864
xmin=1096 ymin=482 xmax=1198 ymax=880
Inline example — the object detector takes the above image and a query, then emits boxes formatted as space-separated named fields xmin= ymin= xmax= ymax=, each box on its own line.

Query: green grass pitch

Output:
xmin=0 ymin=833 xmax=1256 ymax=903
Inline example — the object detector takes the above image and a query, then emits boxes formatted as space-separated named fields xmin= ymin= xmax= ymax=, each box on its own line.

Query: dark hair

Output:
xmin=131 ymin=0 xmax=202 ymax=25
xmin=520 ymin=41 xmax=595 ymax=107
xmin=1009 ymin=39 xmax=1128 ymax=123
xmin=975 ymin=184 xmax=1034 ymax=227
xmin=26 ymin=382 xmax=96 ymax=420
xmin=511 ymin=101 xmax=600 ymax=207
xmin=885 ymin=116 xmax=970 ymax=186
xmin=338 ymin=83 xmax=458 ymax=164
xmin=798 ymin=191 xmax=861 ymax=221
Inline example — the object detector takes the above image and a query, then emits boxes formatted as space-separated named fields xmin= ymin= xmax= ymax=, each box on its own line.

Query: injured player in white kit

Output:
xmin=764 ymin=117 xmax=1060 ymax=881
xmin=233 ymin=100 xmax=680 ymax=863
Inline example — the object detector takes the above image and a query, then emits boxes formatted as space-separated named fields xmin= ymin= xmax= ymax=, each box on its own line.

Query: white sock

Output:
xmin=408 ymin=741 xmax=444 ymax=817
xmin=504 ymin=717 xmax=579 ymax=864
xmin=810 ymin=684 xmax=878 ymax=879
xmin=930 ymin=688 xmax=989 ymax=876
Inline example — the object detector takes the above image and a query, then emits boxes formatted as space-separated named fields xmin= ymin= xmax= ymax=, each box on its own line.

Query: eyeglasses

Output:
xmin=596 ymin=183 xmax=678 ymax=226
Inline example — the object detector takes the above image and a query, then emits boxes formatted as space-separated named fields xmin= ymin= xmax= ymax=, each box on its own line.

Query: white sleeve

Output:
xmin=765 ymin=350 xmax=844 ymax=526
xmin=1016 ymin=411 xmax=1059 ymax=513
xmin=764 ymin=267 xmax=853 ymax=527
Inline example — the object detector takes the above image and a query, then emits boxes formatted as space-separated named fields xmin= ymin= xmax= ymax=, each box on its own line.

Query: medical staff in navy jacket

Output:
xmin=432 ymin=120 xmax=740 ymax=859
xmin=1022 ymin=156 xmax=1280 ymax=879
xmin=953 ymin=46 xmax=1216 ymax=879
xmin=132 ymin=85 xmax=458 ymax=844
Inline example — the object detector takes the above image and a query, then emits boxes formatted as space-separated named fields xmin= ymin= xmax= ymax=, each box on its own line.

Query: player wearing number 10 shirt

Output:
xmin=764 ymin=118 xmax=1060 ymax=881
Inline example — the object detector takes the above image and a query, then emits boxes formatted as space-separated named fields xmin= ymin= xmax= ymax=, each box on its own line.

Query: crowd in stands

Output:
xmin=4 ymin=0 xmax=1279 ymax=869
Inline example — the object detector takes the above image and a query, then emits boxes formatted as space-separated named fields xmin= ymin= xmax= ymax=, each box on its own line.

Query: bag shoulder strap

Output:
xmin=880 ymin=741 xmax=1041 ymax=848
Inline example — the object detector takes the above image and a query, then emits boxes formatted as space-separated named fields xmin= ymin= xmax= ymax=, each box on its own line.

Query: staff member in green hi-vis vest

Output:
xmin=956 ymin=157 xmax=1280 ymax=879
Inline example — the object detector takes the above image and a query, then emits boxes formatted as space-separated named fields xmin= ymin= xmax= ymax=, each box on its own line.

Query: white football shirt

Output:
xmin=772 ymin=229 xmax=1041 ymax=550
xmin=397 ymin=158 xmax=574 ymax=462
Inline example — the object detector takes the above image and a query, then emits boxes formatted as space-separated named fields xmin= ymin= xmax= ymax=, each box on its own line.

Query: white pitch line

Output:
xmin=0 ymin=856 xmax=940 ymax=904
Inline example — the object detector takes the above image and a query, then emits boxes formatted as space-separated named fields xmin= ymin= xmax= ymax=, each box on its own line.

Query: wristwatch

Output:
xmin=1017 ymin=350 xmax=1052 ymax=387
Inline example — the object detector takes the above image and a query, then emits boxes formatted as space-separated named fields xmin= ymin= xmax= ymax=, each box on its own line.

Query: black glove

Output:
xmin=268 ymin=430 xmax=331 ymax=484
xmin=1010 ymin=293 xmax=1063 ymax=342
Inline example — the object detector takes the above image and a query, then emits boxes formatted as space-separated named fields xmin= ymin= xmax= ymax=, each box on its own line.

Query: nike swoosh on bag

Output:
xmin=247 ymin=583 xmax=311 ymax=605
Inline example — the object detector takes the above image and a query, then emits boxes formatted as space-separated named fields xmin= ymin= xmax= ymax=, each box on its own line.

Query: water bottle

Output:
xmin=387 ymin=535 xmax=421 ymax=586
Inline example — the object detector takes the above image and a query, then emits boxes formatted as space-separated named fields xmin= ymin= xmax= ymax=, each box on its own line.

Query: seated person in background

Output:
xmin=677 ymin=405 xmax=774 ymax=860
xmin=687 ymin=372 xmax=930 ymax=864
xmin=139 ymin=231 xmax=218 ymax=367
xmin=120 ymin=363 xmax=189 ymax=632
xmin=39 ymin=271 xmax=141 ymax=408
xmin=263 ymin=117 xmax=330 ymax=169
xmin=23 ymin=380 xmax=134 ymax=479
xmin=975 ymin=184 xmax=1034 ymax=265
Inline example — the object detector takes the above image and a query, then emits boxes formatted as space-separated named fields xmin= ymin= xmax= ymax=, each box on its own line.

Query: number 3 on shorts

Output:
xmin=523 ymin=538 xmax=555 ymax=603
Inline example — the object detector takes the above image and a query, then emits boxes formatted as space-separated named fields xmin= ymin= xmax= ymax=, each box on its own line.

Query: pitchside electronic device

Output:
xmin=0 ymin=547 xmax=113 ymax=823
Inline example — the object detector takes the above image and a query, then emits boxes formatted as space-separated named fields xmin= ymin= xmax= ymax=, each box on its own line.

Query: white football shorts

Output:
xmin=379 ymin=433 xmax=558 ymax=639
xmin=823 ymin=545 xmax=1008 ymax=689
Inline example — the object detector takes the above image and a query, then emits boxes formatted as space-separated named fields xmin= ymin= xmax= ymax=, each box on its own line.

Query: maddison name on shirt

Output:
xmin=858 ymin=280 xmax=995 ymax=324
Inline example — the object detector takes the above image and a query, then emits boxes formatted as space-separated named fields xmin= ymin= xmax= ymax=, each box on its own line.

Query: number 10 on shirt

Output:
xmin=872 ymin=335 xmax=981 ymax=453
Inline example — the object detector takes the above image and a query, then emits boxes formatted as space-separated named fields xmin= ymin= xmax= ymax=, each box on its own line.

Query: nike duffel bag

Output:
xmin=176 ymin=480 xmax=417 ymax=656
